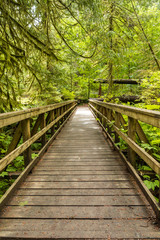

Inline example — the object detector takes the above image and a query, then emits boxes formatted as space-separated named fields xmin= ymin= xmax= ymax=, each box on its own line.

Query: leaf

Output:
xmin=142 ymin=166 xmax=152 ymax=171
xmin=6 ymin=165 xmax=17 ymax=172
xmin=32 ymin=153 xmax=38 ymax=159
xmin=19 ymin=201 xmax=28 ymax=206
xmin=144 ymin=180 xmax=153 ymax=190
xmin=143 ymin=175 xmax=150 ymax=180
xmin=151 ymin=139 xmax=160 ymax=145
xmin=0 ymin=172 xmax=8 ymax=177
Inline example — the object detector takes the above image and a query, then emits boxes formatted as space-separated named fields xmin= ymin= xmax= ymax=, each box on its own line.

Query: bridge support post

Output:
xmin=51 ymin=110 xmax=55 ymax=135
xmin=22 ymin=119 xmax=32 ymax=167
xmin=107 ymin=109 xmax=112 ymax=135
xmin=115 ymin=112 xmax=120 ymax=143
xmin=99 ymin=106 xmax=103 ymax=123
xmin=40 ymin=113 xmax=46 ymax=146
xmin=57 ymin=108 xmax=60 ymax=128
xmin=102 ymin=107 xmax=107 ymax=128
xmin=128 ymin=117 xmax=136 ymax=167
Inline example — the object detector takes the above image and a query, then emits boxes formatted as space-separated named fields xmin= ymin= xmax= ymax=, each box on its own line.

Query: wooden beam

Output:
xmin=128 ymin=117 xmax=136 ymax=167
xmin=6 ymin=123 xmax=22 ymax=154
xmin=22 ymin=119 xmax=32 ymax=167
xmin=89 ymin=100 xmax=160 ymax=128
xmin=93 ymin=79 xmax=140 ymax=84
xmin=0 ymin=100 xmax=76 ymax=128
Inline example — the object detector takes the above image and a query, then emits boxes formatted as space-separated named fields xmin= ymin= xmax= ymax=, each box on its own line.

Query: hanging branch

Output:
xmin=108 ymin=2 xmax=114 ymax=94
xmin=130 ymin=0 xmax=160 ymax=70
xmin=50 ymin=11 xmax=97 ymax=59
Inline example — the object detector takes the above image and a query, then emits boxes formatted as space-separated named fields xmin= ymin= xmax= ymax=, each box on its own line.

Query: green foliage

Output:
xmin=140 ymin=72 xmax=160 ymax=104
xmin=31 ymin=143 xmax=42 ymax=151
xmin=143 ymin=179 xmax=159 ymax=191
xmin=0 ymin=132 xmax=12 ymax=157
xmin=61 ymin=89 xmax=75 ymax=100
xmin=6 ymin=156 xmax=24 ymax=172
xmin=0 ymin=178 xmax=14 ymax=198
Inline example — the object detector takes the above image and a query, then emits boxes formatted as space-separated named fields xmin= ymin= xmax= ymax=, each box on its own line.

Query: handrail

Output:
xmin=89 ymin=99 xmax=160 ymax=128
xmin=0 ymin=100 xmax=75 ymax=128
xmin=0 ymin=100 xmax=77 ymax=172
xmin=89 ymin=99 xmax=160 ymax=218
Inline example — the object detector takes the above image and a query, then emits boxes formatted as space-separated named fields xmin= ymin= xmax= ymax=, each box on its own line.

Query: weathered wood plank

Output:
xmin=8 ymin=195 xmax=145 ymax=206
xmin=0 ymin=219 xmax=159 ymax=239
xmin=0 ymin=206 xmax=149 ymax=219
xmin=32 ymin=166 xmax=127 ymax=170
xmin=32 ymin=170 xmax=128 ymax=175
xmin=37 ymin=162 xmax=124 ymax=166
xmin=25 ymin=174 xmax=130 ymax=181
xmin=19 ymin=181 xmax=135 ymax=189
xmin=15 ymin=188 xmax=137 ymax=196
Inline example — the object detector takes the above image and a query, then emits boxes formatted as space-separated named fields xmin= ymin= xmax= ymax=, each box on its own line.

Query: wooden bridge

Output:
xmin=0 ymin=100 xmax=160 ymax=239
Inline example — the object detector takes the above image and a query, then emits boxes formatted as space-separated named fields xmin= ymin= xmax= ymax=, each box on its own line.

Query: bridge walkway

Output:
xmin=0 ymin=106 xmax=160 ymax=239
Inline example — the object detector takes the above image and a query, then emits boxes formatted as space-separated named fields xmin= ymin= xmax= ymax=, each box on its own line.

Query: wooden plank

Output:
xmin=0 ymin=219 xmax=159 ymax=239
xmin=19 ymin=181 xmax=134 ymax=189
xmin=31 ymin=170 xmax=128 ymax=175
xmin=7 ymin=195 xmax=145 ymax=206
xmin=15 ymin=188 xmax=137 ymax=196
xmin=43 ymin=156 xmax=124 ymax=161
xmin=37 ymin=162 xmax=124 ymax=166
xmin=0 ymin=206 xmax=149 ymax=219
xmin=43 ymin=154 xmax=120 ymax=157
xmin=33 ymin=166 xmax=127 ymax=170
xmin=25 ymin=174 xmax=130 ymax=182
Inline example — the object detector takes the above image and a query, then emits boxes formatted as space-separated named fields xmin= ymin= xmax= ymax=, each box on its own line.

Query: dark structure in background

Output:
xmin=93 ymin=79 xmax=141 ymax=103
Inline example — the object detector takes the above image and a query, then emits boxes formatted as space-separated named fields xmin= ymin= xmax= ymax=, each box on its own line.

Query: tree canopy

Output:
xmin=1 ymin=0 xmax=160 ymax=111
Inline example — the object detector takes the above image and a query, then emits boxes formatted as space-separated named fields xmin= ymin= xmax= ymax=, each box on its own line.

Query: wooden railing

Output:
xmin=0 ymin=100 xmax=77 ymax=173
xmin=89 ymin=99 xmax=160 ymax=217
xmin=0 ymin=100 xmax=77 ymax=208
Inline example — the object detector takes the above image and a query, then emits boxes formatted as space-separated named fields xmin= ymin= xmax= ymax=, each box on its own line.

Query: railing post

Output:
xmin=102 ymin=107 xmax=106 ymax=128
xmin=50 ymin=110 xmax=55 ymax=135
xmin=128 ymin=117 xmax=136 ymax=167
xmin=40 ymin=113 xmax=46 ymax=146
xmin=107 ymin=109 xmax=112 ymax=135
xmin=115 ymin=112 xmax=120 ymax=143
xmin=22 ymin=119 xmax=32 ymax=167
xmin=57 ymin=107 xmax=60 ymax=128
xmin=97 ymin=105 xmax=101 ymax=122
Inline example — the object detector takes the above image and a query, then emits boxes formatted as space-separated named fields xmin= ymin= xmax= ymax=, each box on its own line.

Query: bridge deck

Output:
xmin=0 ymin=106 xmax=160 ymax=239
